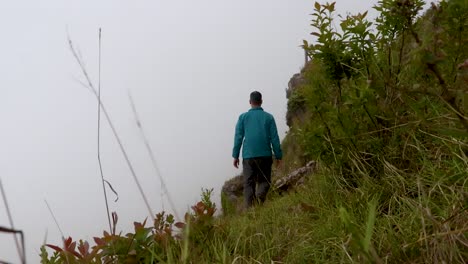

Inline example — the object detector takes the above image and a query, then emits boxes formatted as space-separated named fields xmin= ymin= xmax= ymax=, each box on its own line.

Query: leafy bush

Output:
xmin=40 ymin=190 xmax=217 ymax=263
xmin=284 ymin=0 xmax=468 ymax=262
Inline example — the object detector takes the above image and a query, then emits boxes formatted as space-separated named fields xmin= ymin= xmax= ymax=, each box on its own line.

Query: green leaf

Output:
xmin=338 ymin=207 xmax=351 ymax=228
xmin=362 ymin=11 xmax=368 ymax=19
xmin=314 ymin=2 xmax=321 ymax=11
xmin=363 ymin=198 xmax=378 ymax=253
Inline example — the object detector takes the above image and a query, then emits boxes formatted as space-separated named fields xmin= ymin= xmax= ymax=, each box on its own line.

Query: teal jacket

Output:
xmin=232 ymin=107 xmax=283 ymax=160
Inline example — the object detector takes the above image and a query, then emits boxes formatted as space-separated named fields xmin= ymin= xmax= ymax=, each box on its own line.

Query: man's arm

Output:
xmin=232 ymin=115 xmax=244 ymax=168
xmin=269 ymin=116 xmax=282 ymax=161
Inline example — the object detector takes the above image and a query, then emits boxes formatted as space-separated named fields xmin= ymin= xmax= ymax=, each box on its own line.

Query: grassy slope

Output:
xmin=41 ymin=1 xmax=467 ymax=263
xmin=211 ymin=141 xmax=466 ymax=263
xmin=206 ymin=1 xmax=468 ymax=263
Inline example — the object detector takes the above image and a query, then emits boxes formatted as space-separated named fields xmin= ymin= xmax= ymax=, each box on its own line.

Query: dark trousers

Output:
xmin=242 ymin=156 xmax=273 ymax=208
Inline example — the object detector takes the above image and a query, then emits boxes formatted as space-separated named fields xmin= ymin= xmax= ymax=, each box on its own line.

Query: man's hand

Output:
xmin=276 ymin=159 xmax=282 ymax=168
xmin=233 ymin=158 xmax=240 ymax=169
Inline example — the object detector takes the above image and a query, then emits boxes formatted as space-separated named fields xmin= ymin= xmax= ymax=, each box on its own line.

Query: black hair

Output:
xmin=250 ymin=91 xmax=262 ymax=104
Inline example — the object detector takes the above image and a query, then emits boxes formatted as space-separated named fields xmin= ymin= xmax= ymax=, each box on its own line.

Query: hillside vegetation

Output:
xmin=41 ymin=0 xmax=467 ymax=263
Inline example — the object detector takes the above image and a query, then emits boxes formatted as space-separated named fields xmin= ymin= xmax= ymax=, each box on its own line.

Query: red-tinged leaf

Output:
xmin=64 ymin=237 xmax=73 ymax=247
xmin=78 ymin=241 xmax=90 ymax=256
xmin=71 ymin=249 xmax=82 ymax=259
xmin=207 ymin=207 xmax=215 ymax=216
xmin=174 ymin=222 xmax=186 ymax=229
xmin=193 ymin=202 xmax=205 ymax=215
xmin=67 ymin=241 xmax=77 ymax=252
xmin=93 ymin=237 xmax=105 ymax=246
xmin=46 ymin=244 xmax=63 ymax=252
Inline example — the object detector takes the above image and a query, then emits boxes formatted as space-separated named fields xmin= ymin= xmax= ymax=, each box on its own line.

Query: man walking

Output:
xmin=232 ymin=91 xmax=282 ymax=208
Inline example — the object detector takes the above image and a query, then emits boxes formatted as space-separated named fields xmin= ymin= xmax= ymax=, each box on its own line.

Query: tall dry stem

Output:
xmin=128 ymin=91 xmax=180 ymax=220
xmin=68 ymin=34 xmax=155 ymax=221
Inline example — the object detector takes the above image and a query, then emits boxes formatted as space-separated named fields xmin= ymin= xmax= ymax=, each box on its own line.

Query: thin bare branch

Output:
xmin=0 ymin=178 xmax=25 ymax=264
xmin=97 ymin=28 xmax=113 ymax=233
xmin=44 ymin=199 xmax=64 ymax=239
xmin=104 ymin=180 xmax=119 ymax=202
xmin=128 ymin=91 xmax=180 ymax=220
xmin=68 ymin=33 xmax=155 ymax=221
xmin=70 ymin=74 xmax=93 ymax=93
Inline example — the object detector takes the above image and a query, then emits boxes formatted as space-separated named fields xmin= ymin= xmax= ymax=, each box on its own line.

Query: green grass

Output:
xmin=41 ymin=1 xmax=468 ymax=262
xmin=206 ymin=159 xmax=467 ymax=263
xmin=40 ymin=159 xmax=467 ymax=263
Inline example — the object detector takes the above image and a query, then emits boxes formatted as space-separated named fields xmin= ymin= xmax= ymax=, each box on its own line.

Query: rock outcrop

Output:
xmin=286 ymin=73 xmax=306 ymax=99
xmin=286 ymin=72 xmax=307 ymax=127
xmin=221 ymin=174 xmax=243 ymax=207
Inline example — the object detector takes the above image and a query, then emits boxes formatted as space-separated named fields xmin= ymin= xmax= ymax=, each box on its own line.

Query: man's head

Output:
xmin=249 ymin=91 xmax=262 ymax=106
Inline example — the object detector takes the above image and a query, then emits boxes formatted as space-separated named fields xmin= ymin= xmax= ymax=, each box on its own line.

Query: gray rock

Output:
xmin=274 ymin=161 xmax=316 ymax=192
xmin=286 ymin=73 xmax=306 ymax=99
xmin=221 ymin=174 xmax=243 ymax=211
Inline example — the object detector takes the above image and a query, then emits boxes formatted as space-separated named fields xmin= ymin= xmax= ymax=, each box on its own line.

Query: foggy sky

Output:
xmin=0 ymin=0 xmax=389 ymax=262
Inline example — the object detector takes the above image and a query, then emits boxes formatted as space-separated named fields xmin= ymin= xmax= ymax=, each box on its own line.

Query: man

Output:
xmin=232 ymin=91 xmax=283 ymax=208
